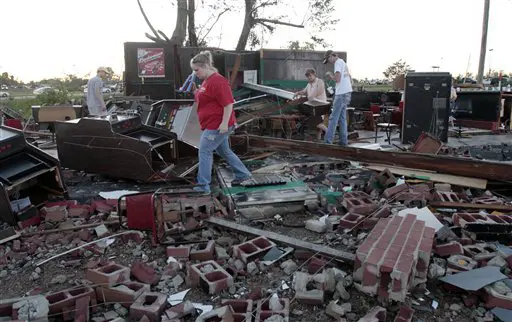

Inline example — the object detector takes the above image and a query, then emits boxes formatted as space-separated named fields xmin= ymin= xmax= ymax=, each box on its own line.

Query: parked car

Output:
xmin=83 ymin=87 xmax=112 ymax=94
xmin=33 ymin=87 xmax=55 ymax=95
xmin=0 ymin=91 xmax=9 ymax=98
xmin=0 ymin=85 xmax=8 ymax=90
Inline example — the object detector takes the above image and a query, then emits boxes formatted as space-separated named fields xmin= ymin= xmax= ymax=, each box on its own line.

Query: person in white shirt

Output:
xmin=294 ymin=68 xmax=329 ymax=139
xmin=323 ymin=50 xmax=353 ymax=146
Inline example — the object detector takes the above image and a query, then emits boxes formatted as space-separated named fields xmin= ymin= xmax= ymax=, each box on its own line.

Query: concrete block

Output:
xmin=190 ymin=240 xmax=215 ymax=261
xmin=221 ymin=299 xmax=253 ymax=322
xmin=255 ymin=298 xmax=289 ymax=322
xmin=233 ymin=237 xmax=276 ymax=263
xmin=295 ymin=289 xmax=324 ymax=305
xmin=130 ymin=292 xmax=167 ymax=322
xmin=434 ymin=241 xmax=464 ymax=257
xmin=166 ymin=245 xmax=191 ymax=259
xmin=86 ymin=263 xmax=130 ymax=286
xmin=305 ymin=219 xmax=327 ymax=233
xmin=95 ymin=281 xmax=150 ymax=308
xmin=131 ymin=262 xmax=160 ymax=285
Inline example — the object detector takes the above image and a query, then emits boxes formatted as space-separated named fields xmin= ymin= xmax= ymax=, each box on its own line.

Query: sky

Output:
xmin=1 ymin=0 xmax=512 ymax=82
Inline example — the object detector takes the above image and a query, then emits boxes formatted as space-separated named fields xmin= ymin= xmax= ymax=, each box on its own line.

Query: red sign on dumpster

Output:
xmin=137 ymin=48 xmax=165 ymax=78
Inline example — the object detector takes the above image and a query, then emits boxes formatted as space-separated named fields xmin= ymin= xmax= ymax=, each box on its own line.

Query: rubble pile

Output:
xmin=1 ymin=157 xmax=512 ymax=321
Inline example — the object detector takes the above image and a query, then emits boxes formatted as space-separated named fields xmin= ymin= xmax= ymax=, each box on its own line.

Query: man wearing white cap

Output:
xmin=86 ymin=67 xmax=110 ymax=116
xmin=323 ymin=50 xmax=352 ymax=146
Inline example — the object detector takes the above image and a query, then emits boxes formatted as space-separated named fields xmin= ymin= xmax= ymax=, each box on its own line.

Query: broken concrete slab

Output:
xmin=440 ymin=266 xmax=507 ymax=291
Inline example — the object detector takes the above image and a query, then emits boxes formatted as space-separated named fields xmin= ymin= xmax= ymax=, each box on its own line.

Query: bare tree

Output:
xmin=170 ymin=0 xmax=188 ymax=45
xmin=187 ymin=0 xmax=198 ymax=46
xmin=236 ymin=0 xmax=305 ymax=51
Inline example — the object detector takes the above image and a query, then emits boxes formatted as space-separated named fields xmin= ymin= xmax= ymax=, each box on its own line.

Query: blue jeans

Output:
xmin=324 ymin=93 xmax=352 ymax=146
xmin=196 ymin=126 xmax=251 ymax=192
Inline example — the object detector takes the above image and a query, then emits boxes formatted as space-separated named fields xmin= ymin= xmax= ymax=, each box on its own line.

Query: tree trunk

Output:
xmin=235 ymin=0 xmax=255 ymax=51
xmin=170 ymin=0 xmax=188 ymax=46
xmin=187 ymin=0 xmax=198 ymax=46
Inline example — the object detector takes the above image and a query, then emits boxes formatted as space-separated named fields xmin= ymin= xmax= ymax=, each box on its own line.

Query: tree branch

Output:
xmin=254 ymin=18 xmax=304 ymax=28
xmin=137 ymin=0 xmax=162 ymax=41
xmin=198 ymin=8 xmax=231 ymax=44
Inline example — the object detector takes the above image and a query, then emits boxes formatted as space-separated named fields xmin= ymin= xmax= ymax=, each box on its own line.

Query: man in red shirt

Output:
xmin=191 ymin=51 xmax=252 ymax=194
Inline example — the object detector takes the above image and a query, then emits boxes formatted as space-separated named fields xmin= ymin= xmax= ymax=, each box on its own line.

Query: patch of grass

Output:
xmin=6 ymin=97 xmax=40 ymax=119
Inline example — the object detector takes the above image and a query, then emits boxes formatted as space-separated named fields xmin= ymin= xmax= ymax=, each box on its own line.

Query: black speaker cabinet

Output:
xmin=402 ymin=72 xmax=451 ymax=144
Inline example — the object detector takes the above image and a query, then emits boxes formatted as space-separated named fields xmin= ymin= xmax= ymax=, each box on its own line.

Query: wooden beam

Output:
xmin=230 ymin=135 xmax=512 ymax=182
xmin=365 ymin=164 xmax=487 ymax=189
xmin=206 ymin=217 xmax=355 ymax=262
xmin=429 ymin=201 xmax=512 ymax=212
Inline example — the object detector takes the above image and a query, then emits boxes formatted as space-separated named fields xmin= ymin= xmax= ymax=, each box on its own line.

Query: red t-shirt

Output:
xmin=195 ymin=73 xmax=236 ymax=130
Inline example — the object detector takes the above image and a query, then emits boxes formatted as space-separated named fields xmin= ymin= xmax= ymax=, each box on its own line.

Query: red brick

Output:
xmin=394 ymin=306 xmax=414 ymax=322
xmin=383 ymin=184 xmax=409 ymax=198
xmin=131 ymin=262 xmax=160 ymax=285
xmin=86 ymin=262 xmax=130 ymax=286
xmin=130 ymin=292 xmax=167 ymax=322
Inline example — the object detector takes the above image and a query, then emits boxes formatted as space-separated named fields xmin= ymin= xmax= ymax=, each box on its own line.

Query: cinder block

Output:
xmin=190 ymin=240 xmax=215 ymax=261
xmin=95 ymin=281 xmax=150 ymax=308
xmin=46 ymin=286 xmax=96 ymax=315
xmin=339 ymin=212 xmax=365 ymax=229
xmin=255 ymin=298 xmax=289 ymax=322
xmin=131 ymin=262 xmax=160 ymax=285
xmin=189 ymin=260 xmax=234 ymax=294
xmin=342 ymin=195 xmax=378 ymax=215
xmin=221 ymin=299 xmax=253 ymax=322
xmin=446 ymin=255 xmax=477 ymax=272
xmin=484 ymin=281 xmax=512 ymax=309
xmin=130 ymin=292 xmax=167 ymax=322
xmin=233 ymin=237 xmax=276 ymax=263
xmin=435 ymin=191 xmax=463 ymax=203
xmin=166 ymin=245 xmax=191 ymax=259
xmin=86 ymin=262 xmax=130 ymax=286
xmin=295 ymin=289 xmax=324 ymax=305
xmin=434 ymin=241 xmax=464 ymax=257
xmin=196 ymin=305 xmax=235 ymax=322
xmin=463 ymin=243 xmax=497 ymax=262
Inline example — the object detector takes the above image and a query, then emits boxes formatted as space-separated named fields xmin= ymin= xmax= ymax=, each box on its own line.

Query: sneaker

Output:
xmin=231 ymin=177 xmax=253 ymax=186
xmin=193 ymin=187 xmax=211 ymax=195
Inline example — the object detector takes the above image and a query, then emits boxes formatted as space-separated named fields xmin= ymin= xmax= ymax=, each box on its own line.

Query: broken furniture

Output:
xmin=453 ymin=90 xmax=503 ymax=131
xmin=31 ymin=105 xmax=83 ymax=130
xmin=55 ymin=113 xmax=178 ymax=182
xmin=216 ymin=166 xmax=318 ymax=220
xmin=0 ymin=125 xmax=67 ymax=225
xmin=402 ymin=72 xmax=451 ymax=144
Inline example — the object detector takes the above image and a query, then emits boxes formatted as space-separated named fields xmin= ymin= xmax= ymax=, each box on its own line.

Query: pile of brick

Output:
xmin=353 ymin=214 xmax=435 ymax=302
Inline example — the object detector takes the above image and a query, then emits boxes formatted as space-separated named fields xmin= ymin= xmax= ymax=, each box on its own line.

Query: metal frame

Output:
xmin=242 ymin=83 xmax=295 ymax=100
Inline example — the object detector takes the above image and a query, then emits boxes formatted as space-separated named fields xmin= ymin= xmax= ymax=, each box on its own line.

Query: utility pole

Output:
xmin=476 ymin=0 xmax=490 ymax=84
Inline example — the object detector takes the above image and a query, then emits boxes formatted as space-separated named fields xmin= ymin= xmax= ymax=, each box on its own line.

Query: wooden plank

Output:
xmin=231 ymin=135 xmax=512 ymax=182
xmin=206 ymin=217 xmax=355 ymax=262
xmin=365 ymin=164 xmax=487 ymax=189
xmin=429 ymin=201 xmax=512 ymax=212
